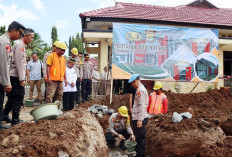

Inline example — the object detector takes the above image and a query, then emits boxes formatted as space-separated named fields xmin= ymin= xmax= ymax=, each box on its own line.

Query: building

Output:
xmin=79 ymin=0 xmax=232 ymax=93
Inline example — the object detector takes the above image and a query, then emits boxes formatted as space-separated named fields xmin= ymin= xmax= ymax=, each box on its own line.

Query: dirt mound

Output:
xmin=221 ymin=116 xmax=232 ymax=136
xmin=166 ymin=88 xmax=232 ymax=119
xmin=145 ymin=89 xmax=232 ymax=156
xmin=0 ymin=108 xmax=108 ymax=157
xmin=199 ymin=136 xmax=232 ymax=157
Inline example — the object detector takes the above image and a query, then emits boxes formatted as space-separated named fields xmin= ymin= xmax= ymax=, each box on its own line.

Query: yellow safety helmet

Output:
xmin=71 ymin=48 xmax=78 ymax=55
xmin=53 ymin=41 xmax=60 ymax=47
xmin=118 ymin=106 xmax=128 ymax=117
xmin=153 ymin=81 xmax=163 ymax=90
xmin=58 ymin=42 xmax=67 ymax=50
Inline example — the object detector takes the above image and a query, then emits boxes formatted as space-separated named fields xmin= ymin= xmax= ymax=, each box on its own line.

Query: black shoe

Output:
xmin=0 ymin=124 xmax=11 ymax=130
xmin=85 ymin=97 xmax=90 ymax=101
xmin=2 ymin=117 xmax=12 ymax=123
xmin=11 ymin=119 xmax=24 ymax=126
xmin=119 ymin=141 xmax=127 ymax=150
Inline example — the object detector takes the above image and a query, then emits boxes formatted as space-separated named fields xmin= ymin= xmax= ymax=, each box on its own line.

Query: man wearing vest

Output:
xmin=43 ymin=41 xmax=59 ymax=101
xmin=147 ymin=81 xmax=168 ymax=116
xmin=106 ymin=106 xmax=135 ymax=150
xmin=0 ymin=21 xmax=25 ymax=130
xmin=128 ymin=74 xmax=148 ymax=157
xmin=46 ymin=42 xmax=67 ymax=103
xmin=80 ymin=53 xmax=93 ymax=103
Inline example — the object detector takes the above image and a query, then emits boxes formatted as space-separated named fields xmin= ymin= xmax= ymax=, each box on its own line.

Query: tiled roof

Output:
xmin=79 ymin=2 xmax=232 ymax=27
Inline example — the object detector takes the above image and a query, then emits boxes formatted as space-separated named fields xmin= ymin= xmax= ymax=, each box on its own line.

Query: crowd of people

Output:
xmin=0 ymin=21 xmax=169 ymax=157
xmin=0 ymin=21 xmax=113 ymax=129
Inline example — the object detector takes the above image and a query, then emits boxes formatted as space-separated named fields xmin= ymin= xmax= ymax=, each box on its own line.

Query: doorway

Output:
xmin=224 ymin=51 xmax=232 ymax=76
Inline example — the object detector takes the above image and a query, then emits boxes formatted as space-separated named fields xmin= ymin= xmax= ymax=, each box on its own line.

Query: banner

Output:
xmin=112 ymin=23 xmax=219 ymax=82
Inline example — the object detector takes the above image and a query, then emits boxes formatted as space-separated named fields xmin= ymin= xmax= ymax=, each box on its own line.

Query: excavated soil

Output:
xmin=0 ymin=108 xmax=108 ymax=157
xmin=82 ymin=89 xmax=232 ymax=156
xmin=0 ymin=88 xmax=232 ymax=157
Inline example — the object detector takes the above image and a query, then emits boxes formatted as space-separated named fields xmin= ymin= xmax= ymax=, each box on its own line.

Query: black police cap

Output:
xmin=68 ymin=58 xmax=76 ymax=63
xmin=10 ymin=21 xmax=26 ymax=35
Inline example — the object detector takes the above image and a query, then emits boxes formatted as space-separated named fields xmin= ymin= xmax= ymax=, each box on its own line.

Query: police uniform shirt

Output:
xmin=42 ymin=50 xmax=52 ymax=77
xmin=0 ymin=33 xmax=12 ymax=86
xmin=132 ymin=83 xmax=149 ymax=121
xmin=10 ymin=39 xmax=27 ymax=81
xmin=80 ymin=60 xmax=93 ymax=79
xmin=107 ymin=113 xmax=133 ymax=135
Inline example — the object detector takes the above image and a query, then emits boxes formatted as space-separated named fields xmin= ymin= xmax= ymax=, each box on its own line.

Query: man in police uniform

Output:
xmin=129 ymin=74 xmax=149 ymax=157
xmin=0 ymin=21 xmax=25 ymax=130
xmin=3 ymin=28 xmax=34 ymax=126
xmin=106 ymin=106 xmax=135 ymax=150
xmin=80 ymin=53 xmax=93 ymax=103
xmin=68 ymin=48 xmax=82 ymax=104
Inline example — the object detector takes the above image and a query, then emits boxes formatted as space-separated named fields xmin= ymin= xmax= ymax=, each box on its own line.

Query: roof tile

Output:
xmin=79 ymin=2 xmax=232 ymax=27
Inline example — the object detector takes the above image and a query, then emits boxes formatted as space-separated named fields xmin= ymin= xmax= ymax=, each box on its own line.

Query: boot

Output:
xmin=119 ymin=140 xmax=127 ymax=150
xmin=11 ymin=119 xmax=24 ymax=126
xmin=0 ymin=122 xmax=10 ymax=130
xmin=2 ymin=116 xmax=12 ymax=123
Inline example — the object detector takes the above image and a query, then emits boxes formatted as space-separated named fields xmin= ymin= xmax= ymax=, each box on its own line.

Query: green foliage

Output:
xmin=27 ymin=32 xmax=51 ymax=60
xmin=0 ymin=26 xmax=6 ymax=36
xmin=68 ymin=33 xmax=85 ymax=56
xmin=174 ymin=83 xmax=181 ymax=93
xmin=51 ymin=26 xmax=58 ymax=44
xmin=206 ymin=84 xmax=213 ymax=91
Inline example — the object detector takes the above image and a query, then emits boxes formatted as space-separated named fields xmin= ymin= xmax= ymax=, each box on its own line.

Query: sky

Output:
xmin=1 ymin=0 xmax=232 ymax=47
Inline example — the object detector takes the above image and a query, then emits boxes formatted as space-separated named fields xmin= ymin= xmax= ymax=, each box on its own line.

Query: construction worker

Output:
xmin=68 ymin=48 xmax=81 ymax=104
xmin=42 ymin=41 xmax=59 ymax=101
xmin=106 ymin=106 xmax=135 ymax=150
xmin=80 ymin=53 xmax=93 ymax=103
xmin=0 ymin=21 xmax=25 ymax=130
xmin=147 ymin=81 xmax=168 ymax=115
xmin=46 ymin=42 xmax=67 ymax=103
xmin=3 ymin=28 xmax=34 ymax=126
xmin=128 ymin=74 xmax=149 ymax=157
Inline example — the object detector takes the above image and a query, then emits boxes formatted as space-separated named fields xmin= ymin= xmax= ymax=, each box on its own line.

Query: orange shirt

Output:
xmin=47 ymin=52 xmax=66 ymax=81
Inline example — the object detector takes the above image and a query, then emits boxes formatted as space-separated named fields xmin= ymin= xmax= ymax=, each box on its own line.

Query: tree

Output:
xmin=68 ymin=33 xmax=85 ymax=56
xmin=0 ymin=26 xmax=6 ymax=36
xmin=51 ymin=26 xmax=58 ymax=44
xmin=27 ymin=32 xmax=51 ymax=60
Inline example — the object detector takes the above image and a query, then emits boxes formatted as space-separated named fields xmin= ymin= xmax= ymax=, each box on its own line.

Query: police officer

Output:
xmin=2 ymin=28 xmax=34 ymax=126
xmin=80 ymin=53 xmax=93 ymax=103
xmin=128 ymin=74 xmax=149 ymax=157
xmin=68 ymin=48 xmax=82 ymax=104
xmin=106 ymin=106 xmax=135 ymax=150
xmin=0 ymin=21 xmax=25 ymax=130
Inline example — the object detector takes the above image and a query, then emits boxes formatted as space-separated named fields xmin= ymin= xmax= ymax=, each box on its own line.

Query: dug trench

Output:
xmin=0 ymin=88 xmax=232 ymax=156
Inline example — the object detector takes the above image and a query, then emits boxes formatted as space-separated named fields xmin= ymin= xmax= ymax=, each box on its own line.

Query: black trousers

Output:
xmin=75 ymin=78 xmax=80 ymax=104
xmin=0 ymin=85 xmax=5 ymax=124
xmin=81 ymin=79 xmax=92 ymax=100
xmin=133 ymin=118 xmax=148 ymax=157
xmin=113 ymin=80 xmax=122 ymax=95
xmin=63 ymin=92 xmax=75 ymax=111
xmin=105 ymin=129 xmax=130 ymax=147
xmin=3 ymin=77 xmax=25 ymax=123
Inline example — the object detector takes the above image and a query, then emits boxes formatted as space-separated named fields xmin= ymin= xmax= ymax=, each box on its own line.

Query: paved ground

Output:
xmin=3 ymin=84 xmax=46 ymax=104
